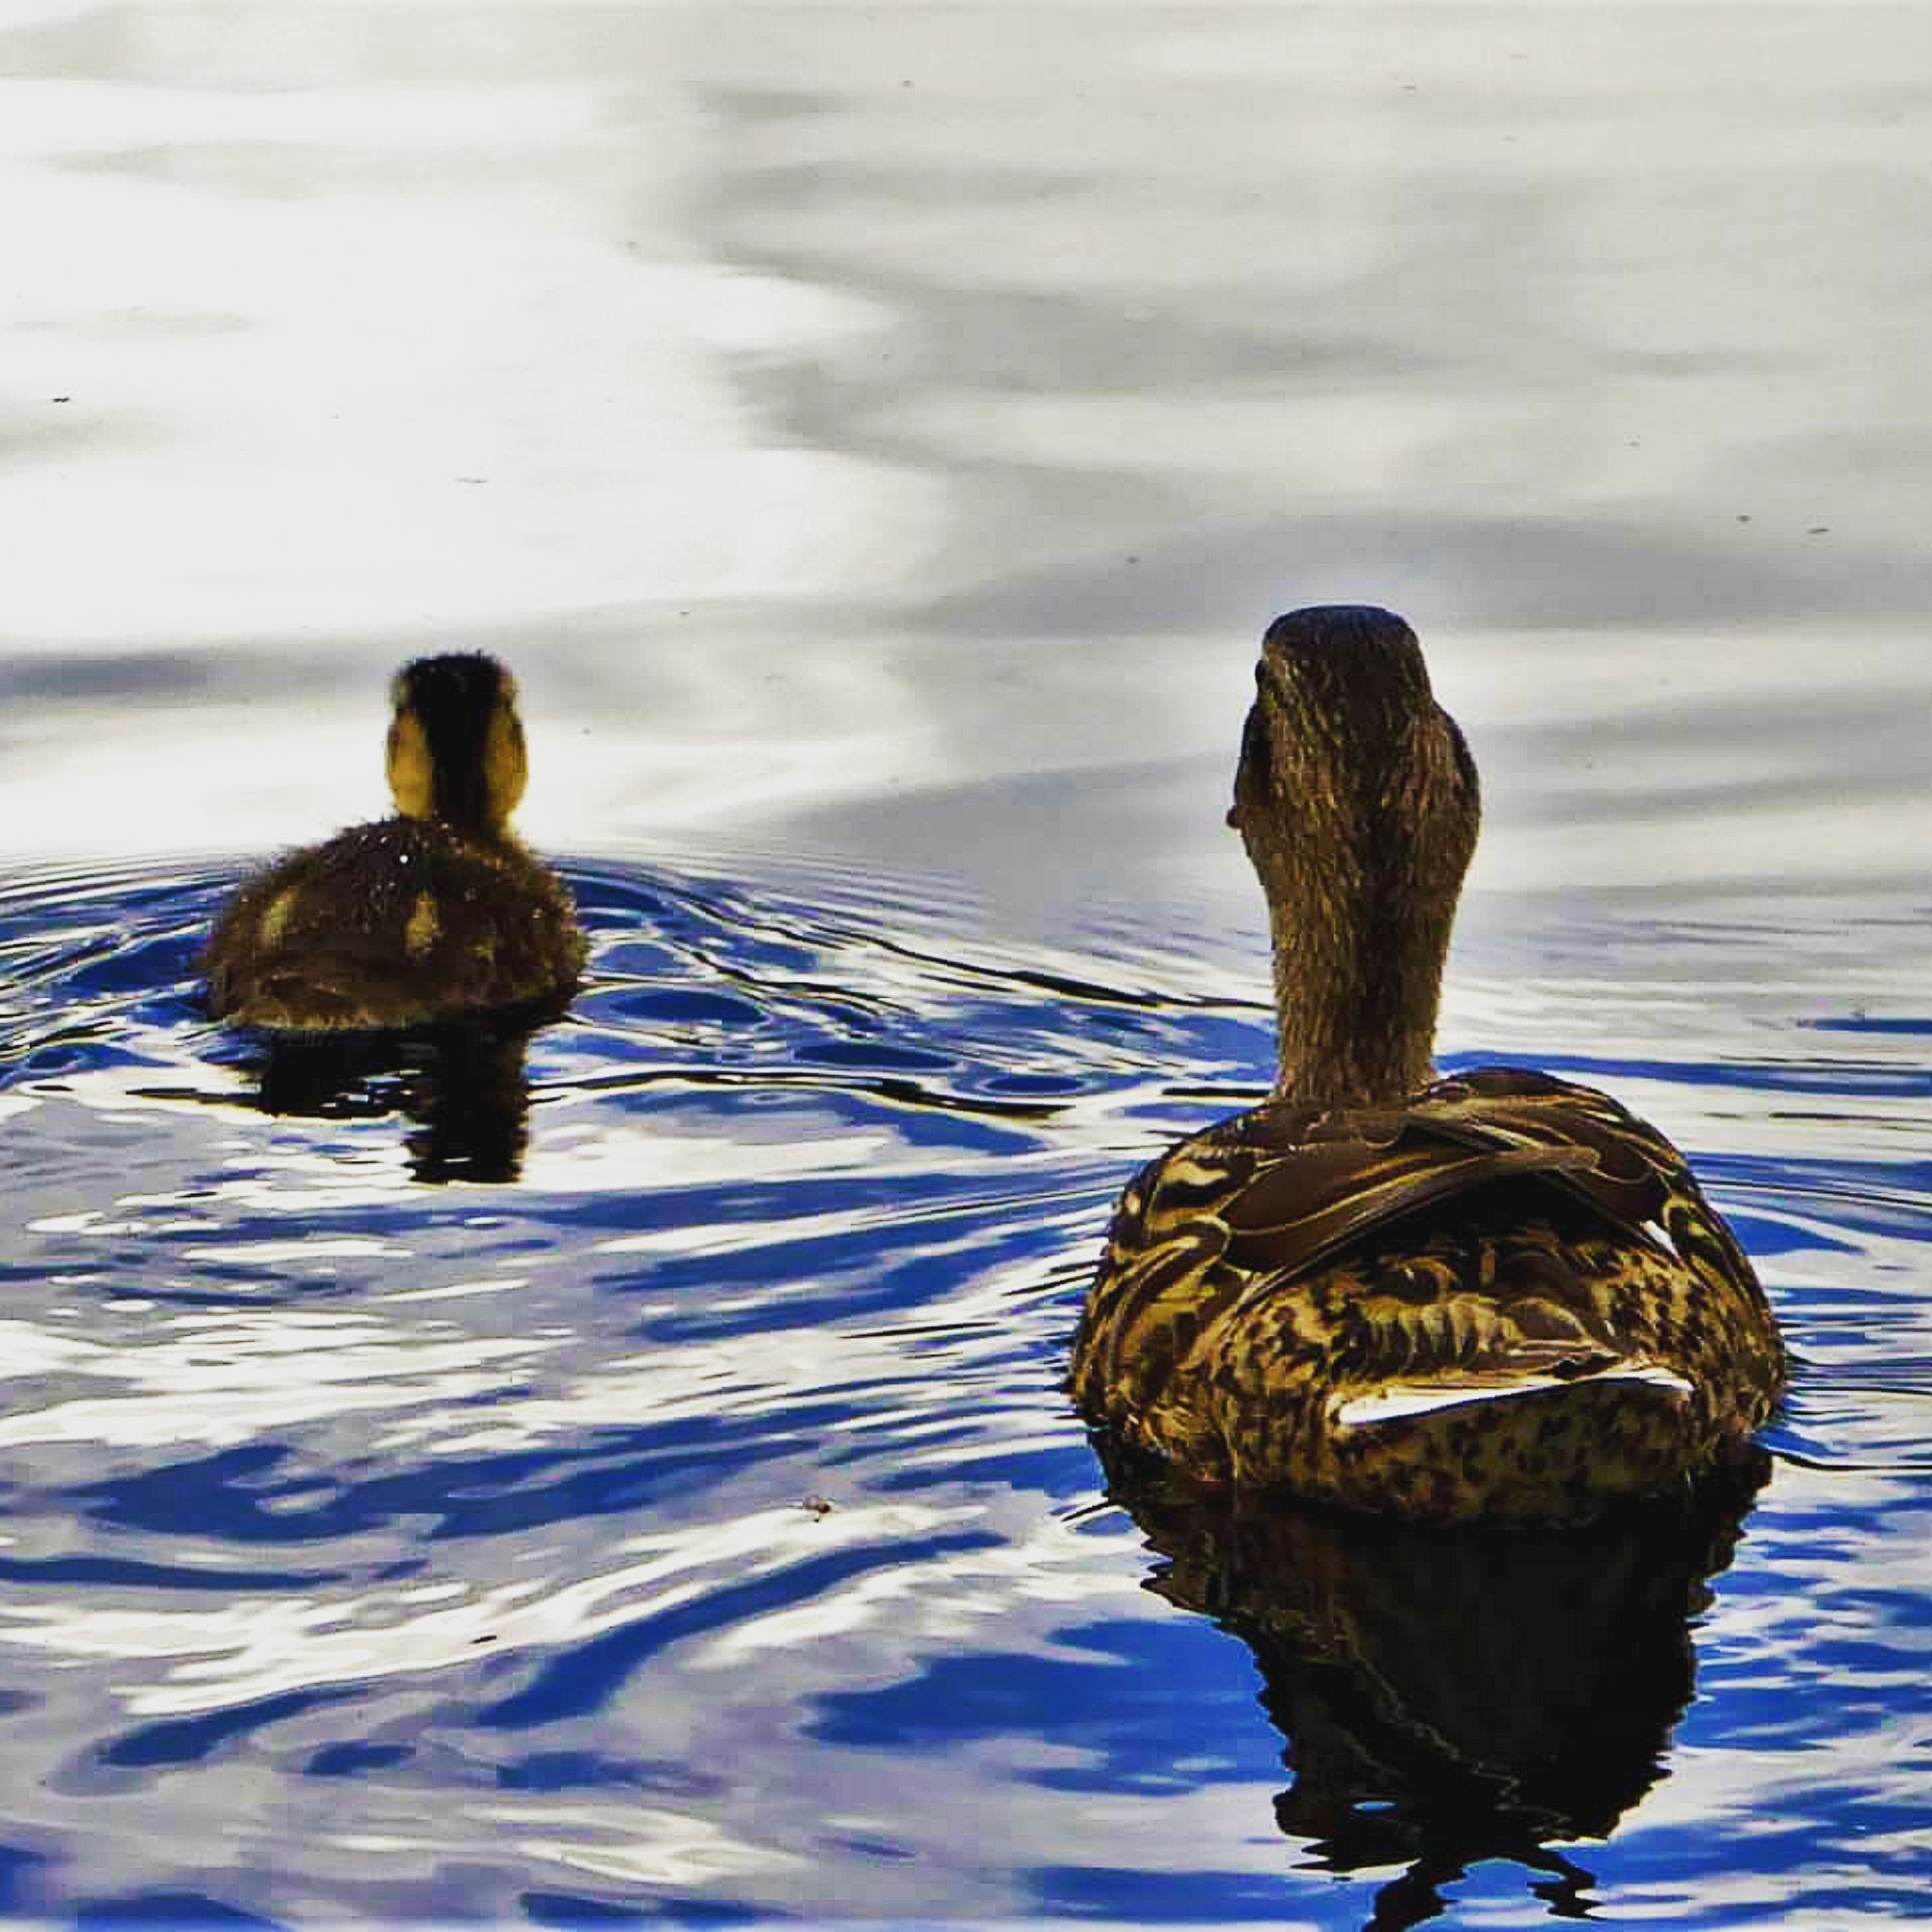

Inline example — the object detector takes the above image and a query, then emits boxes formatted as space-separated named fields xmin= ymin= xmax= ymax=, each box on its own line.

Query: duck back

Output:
xmin=1071 ymin=1067 xmax=1786 ymax=1521
xmin=203 ymin=817 xmax=582 ymax=1031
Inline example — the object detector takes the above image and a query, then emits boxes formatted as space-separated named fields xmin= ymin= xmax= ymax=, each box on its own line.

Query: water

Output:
xmin=0 ymin=851 xmax=1926 ymax=1926
xmin=6 ymin=1 xmax=1932 ymax=1923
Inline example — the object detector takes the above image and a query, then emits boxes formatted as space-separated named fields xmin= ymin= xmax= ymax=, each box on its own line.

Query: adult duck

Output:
xmin=1069 ymin=606 xmax=1784 ymax=1520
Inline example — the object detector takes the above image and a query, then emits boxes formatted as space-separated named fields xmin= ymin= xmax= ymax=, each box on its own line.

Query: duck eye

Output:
xmin=1231 ymin=703 xmax=1272 ymax=828
xmin=1239 ymin=704 xmax=1270 ymax=782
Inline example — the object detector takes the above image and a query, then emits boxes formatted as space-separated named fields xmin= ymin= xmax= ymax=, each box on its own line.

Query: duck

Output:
xmin=1069 ymin=606 xmax=1786 ymax=1521
xmin=202 ymin=652 xmax=585 ymax=1031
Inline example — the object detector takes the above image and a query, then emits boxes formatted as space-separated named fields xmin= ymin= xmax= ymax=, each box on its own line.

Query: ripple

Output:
xmin=0 ymin=852 xmax=1926 ymax=1921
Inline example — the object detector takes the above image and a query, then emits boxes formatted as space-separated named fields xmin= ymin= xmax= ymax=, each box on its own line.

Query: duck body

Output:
xmin=204 ymin=814 xmax=582 ymax=1031
xmin=201 ymin=653 xmax=584 ymax=1032
xmin=1071 ymin=1065 xmax=1784 ymax=1521
xmin=1071 ymin=606 xmax=1785 ymax=1521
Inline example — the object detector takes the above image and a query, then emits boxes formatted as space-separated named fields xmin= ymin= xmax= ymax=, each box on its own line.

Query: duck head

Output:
xmin=385 ymin=652 xmax=528 ymax=839
xmin=1229 ymin=606 xmax=1480 ymax=1106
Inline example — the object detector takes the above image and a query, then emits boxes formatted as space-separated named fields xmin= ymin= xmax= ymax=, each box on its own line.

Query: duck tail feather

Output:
xmin=1333 ymin=1360 xmax=1692 ymax=1432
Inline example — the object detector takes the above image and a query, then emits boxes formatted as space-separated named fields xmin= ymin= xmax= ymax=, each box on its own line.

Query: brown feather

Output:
xmin=203 ymin=817 xmax=582 ymax=1030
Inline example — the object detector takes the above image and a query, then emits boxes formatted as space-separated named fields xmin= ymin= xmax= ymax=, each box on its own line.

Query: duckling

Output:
xmin=1069 ymin=607 xmax=1785 ymax=1521
xmin=202 ymin=653 xmax=584 ymax=1031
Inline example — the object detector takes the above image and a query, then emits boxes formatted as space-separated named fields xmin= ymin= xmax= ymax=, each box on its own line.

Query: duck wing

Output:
xmin=1077 ymin=1074 xmax=1599 ymax=1417
xmin=1146 ymin=1066 xmax=1689 ymax=1291
xmin=1075 ymin=1066 xmax=1776 ymax=1480
xmin=1399 ymin=1065 xmax=1758 ymax=1289
xmin=1141 ymin=1064 xmax=1765 ymax=1296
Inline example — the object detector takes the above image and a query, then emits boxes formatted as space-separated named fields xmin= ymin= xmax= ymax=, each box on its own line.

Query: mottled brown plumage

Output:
xmin=202 ymin=654 xmax=584 ymax=1031
xmin=1069 ymin=606 xmax=1785 ymax=1520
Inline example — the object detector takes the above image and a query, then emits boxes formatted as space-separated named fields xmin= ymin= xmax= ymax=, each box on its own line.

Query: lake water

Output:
xmin=2 ymin=5 xmax=1929 ymax=1927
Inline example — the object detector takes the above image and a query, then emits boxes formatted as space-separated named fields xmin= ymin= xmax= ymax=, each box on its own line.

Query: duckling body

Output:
xmin=1069 ymin=608 xmax=1784 ymax=1521
xmin=203 ymin=653 xmax=584 ymax=1031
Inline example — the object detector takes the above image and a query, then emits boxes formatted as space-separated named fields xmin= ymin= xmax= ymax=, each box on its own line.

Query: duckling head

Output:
xmin=385 ymin=652 xmax=528 ymax=839
xmin=1229 ymin=606 xmax=1480 ymax=1105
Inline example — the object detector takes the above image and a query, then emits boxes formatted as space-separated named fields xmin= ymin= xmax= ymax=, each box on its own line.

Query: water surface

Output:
xmin=1 ymin=852 xmax=1928 ymax=1925
xmin=3 ymin=3 xmax=1931 ymax=1925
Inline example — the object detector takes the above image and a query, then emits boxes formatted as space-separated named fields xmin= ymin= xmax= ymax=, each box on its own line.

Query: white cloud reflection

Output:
xmin=0 ymin=1502 xmax=979 ymax=1719
xmin=4 ymin=56 xmax=935 ymax=648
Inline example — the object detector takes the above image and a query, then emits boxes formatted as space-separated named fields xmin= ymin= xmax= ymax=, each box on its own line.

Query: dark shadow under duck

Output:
xmin=240 ymin=1018 xmax=538 ymax=1184
xmin=202 ymin=652 xmax=584 ymax=1032
xmin=1100 ymin=1436 xmax=1768 ymax=1931
xmin=1070 ymin=606 xmax=1786 ymax=1520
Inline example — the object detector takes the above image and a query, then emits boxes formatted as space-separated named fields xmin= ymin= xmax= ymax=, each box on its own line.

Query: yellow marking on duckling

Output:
xmin=386 ymin=706 xmax=434 ymax=819
xmin=405 ymin=891 xmax=440 ymax=958
xmin=257 ymin=889 xmax=298 ymax=949
xmin=483 ymin=694 xmax=528 ymax=829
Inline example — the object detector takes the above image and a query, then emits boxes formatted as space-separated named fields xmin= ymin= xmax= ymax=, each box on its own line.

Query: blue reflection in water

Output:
xmin=0 ymin=855 xmax=1926 ymax=1925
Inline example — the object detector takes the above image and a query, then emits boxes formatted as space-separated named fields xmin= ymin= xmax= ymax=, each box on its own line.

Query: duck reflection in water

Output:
xmin=238 ymin=1017 xmax=542 ymax=1183
xmin=200 ymin=652 xmax=583 ymax=1181
xmin=1100 ymin=1439 xmax=1769 ymax=1930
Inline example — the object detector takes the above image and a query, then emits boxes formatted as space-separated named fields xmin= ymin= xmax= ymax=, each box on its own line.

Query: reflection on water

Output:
xmin=7 ymin=3 xmax=1930 ymax=924
xmin=218 ymin=1020 xmax=553 ymax=1186
xmin=1099 ymin=1440 xmax=1770 ymax=1932
xmin=0 ymin=851 xmax=1927 ymax=1922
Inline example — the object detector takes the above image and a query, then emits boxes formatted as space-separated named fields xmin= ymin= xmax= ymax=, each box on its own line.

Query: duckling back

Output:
xmin=1071 ymin=1068 xmax=1786 ymax=1522
xmin=202 ymin=651 xmax=583 ymax=1032
xmin=204 ymin=816 xmax=582 ymax=1031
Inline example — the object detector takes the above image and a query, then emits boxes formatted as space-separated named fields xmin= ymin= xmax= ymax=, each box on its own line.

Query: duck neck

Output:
xmin=443 ymin=805 xmax=515 ymax=849
xmin=1264 ymin=889 xmax=1448 ymax=1108
xmin=398 ymin=799 xmax=508 ymax=848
